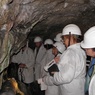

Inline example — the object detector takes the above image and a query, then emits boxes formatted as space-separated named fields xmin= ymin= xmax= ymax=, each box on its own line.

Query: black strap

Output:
xmin=68 ymin=32 xmax=71 ymax=47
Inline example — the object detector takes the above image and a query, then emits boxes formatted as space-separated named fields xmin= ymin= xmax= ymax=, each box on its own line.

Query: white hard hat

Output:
xmin=62 ymin=24 xmax=81 ymax=35
xmin=34 ymin=36 xmax=42 ymax=42
xmin=53 ymin=42 xmax=66 ymax=53
xmin=81 ymin=26 xmax=95 ymax=48
xmin=44 ymin=39 xmax=53 ymax=45
xmin=54 ymin=33 xmax=62 ymax=42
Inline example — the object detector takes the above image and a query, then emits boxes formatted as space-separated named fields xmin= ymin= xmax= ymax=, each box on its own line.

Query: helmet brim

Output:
xmin=81 ymin=41 xmax=94 ymax=48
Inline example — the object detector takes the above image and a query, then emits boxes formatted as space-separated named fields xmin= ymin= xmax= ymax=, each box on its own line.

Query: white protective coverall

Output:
xmin=89 ymin=74 xmax=95 ymax=95
xmin=44 ymin=43 xmax=86 ymax=95
xmin=11 ymin=47 xmax=35 ymax=83
xmin=34 ymin=44 xmax=46 ymax=80
xmin=40 ymin=49 xmax=54 ymax=77
xmin=40 ymin=49 xmax=60 ymax=95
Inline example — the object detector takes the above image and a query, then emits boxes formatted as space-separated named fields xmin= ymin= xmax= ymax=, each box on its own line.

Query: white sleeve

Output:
xmin=52 ymin=50 xmax=76 ymax=85
xmin=89 ymin=75 xmax=95 ymax=95
xmin=43 ymin=75 xmax=55 ymax=86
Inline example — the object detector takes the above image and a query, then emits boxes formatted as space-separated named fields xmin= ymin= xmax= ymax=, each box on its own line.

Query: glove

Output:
xmin=37 ymin=78 xmax=47 ymax=90
xmin=37 ymin=78 xmax=43 ymax=84
xmin=40 ymin=81 xmax=47 ymax=90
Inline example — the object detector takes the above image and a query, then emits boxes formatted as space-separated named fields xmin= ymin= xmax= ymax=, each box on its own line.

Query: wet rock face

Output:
xmin=0 ymin=0 xmax=95 ymax=72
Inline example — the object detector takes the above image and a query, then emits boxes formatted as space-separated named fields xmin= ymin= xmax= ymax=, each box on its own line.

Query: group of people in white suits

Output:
xmin=11 ymin=23 xmax=95 ymax=95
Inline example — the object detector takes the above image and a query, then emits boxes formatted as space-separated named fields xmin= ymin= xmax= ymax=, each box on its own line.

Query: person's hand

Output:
xmin=51 ymin=72 xmax=55 ymax=74
xmin=37 ymin=78 xmax=43 ymax=84
xmin=54 ymin=56 xmax=60 ymax=63
xmin=50 ymin=71 xmax=57 ymax=76
xmin=19 ymin=63 xmax=26 ymax=68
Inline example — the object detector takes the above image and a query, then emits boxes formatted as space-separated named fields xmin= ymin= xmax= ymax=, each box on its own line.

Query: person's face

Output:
xmin=84 ymin=48 xmax=95 ymax=57
xmin=62 ymin=35 xmax=77 ymax=48
xmin=62 ymin=36 xmax=69 ymax=48
xmin=35 ymin=42 xmax=42 ymax=47
xmin=52 ymin=47 xmax=58 ymax=56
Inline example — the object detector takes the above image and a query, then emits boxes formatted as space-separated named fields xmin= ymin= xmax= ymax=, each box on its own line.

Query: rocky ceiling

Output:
xmin=0 ymin=0 xmax=95 ymax=73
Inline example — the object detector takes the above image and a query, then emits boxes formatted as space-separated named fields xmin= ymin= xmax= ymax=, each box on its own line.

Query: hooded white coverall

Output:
xmin=89 ymin=74 xmax=95 ymax=95
xmin=43 ymin=43 xmax=86 ymax=95
xmin=34 ymin=44 xmax=46 ymax=80
xmin=40 ymin=49 xmax=60 ymax=95
xmin=11 ymin=47 xmax=35 ymax=83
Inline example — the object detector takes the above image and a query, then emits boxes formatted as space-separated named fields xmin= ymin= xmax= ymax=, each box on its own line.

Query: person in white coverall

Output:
xmin=11 ymin=43 xmax=35 ymax=95
xmin=81 ymin=26 xmax=95 ymax=95
xmin=40 ymin=39 xmax=54 ymax=78
xmin=11 ymin=44 xmax=35 ymax=84
xmin=34 ymin=36 xmax=46 ymax=80
xmin=39 ymin=39 xmax=58 ymax=95
xmin=39 ymin=41 xmax=66 ymax=95
xmin=43 ymin=24 xmax=86 ymax=95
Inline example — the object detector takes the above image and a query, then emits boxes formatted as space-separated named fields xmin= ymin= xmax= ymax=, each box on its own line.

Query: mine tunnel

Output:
xmin=0 ymin=0 xmax=95 ymax=95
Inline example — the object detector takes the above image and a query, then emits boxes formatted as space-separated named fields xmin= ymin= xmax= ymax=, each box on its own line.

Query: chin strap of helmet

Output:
xmin=68 ymin=32 xmax=71 ymax=47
